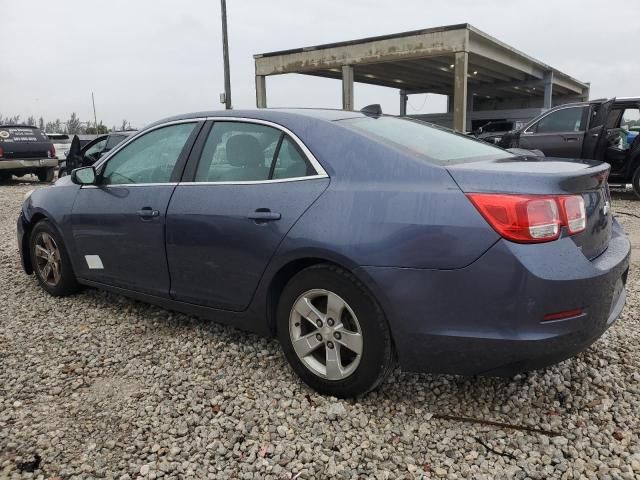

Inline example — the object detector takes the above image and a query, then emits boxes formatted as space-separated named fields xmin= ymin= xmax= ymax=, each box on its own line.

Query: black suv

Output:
xmin=0 ymin=125 xmax=58 ymax=182
xmin=59 ymin=131 xmax=136 ymax=177
xmin=500 ymin=98 xmax=640 ymax=196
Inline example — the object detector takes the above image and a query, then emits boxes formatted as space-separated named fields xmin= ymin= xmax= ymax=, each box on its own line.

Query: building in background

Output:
xmin=253 ymin=24 xmax=590 ymax=132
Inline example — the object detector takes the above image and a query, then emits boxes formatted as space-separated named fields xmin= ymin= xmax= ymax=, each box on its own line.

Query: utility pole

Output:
xmin=91 ymin=92 xmax=98 ymax=128
xmin=220 ymin=0 xmax=232 ymax=109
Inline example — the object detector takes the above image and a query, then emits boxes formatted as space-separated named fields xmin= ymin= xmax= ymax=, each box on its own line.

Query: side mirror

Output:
xmin=71 ymin=166 xmax=97 ymax=185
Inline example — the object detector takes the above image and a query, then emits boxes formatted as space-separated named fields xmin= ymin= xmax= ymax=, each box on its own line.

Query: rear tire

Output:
xmin=277 ymin=264 xmax=394 ymax=398
xmin=30 ymin=220 xmax=79 ymax=296
xmin=37 ymin=167 xmax=55 ymax=183
xmin=632 ymin=165 xmax=640 ymax=200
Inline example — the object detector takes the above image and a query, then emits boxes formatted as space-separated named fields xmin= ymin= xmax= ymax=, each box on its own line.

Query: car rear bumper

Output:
xmin=358 ymin=218 xmax=630 ymax=376
xmin=0 ymin=158 xmax=57 ymax=171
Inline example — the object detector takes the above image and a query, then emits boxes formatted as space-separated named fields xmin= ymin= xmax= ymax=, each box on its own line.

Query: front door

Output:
xmin=71 ymin=121 xmax=200 ymax=296
xmin=582 ymin=99 xmax=615 ymax=161
xmin=166 ymin=120 xmax=329 ymax=311
xmin=519 ymin=105 xmax=588 ymax=158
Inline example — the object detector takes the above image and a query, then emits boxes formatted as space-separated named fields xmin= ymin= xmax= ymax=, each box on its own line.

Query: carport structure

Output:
xmin=253 ymin=24 xmax=590 ymax=131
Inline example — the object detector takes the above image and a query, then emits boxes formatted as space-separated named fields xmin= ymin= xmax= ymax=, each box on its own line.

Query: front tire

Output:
xmin=277 ymin=264 xmax=394 ymax=398
xmin=632 ymin=165 xmax=640 ymax=199
xmin=30 ymin=220 xmax=79 ymax=296
xmin=37 ymin=167 xmax=55 ymax=183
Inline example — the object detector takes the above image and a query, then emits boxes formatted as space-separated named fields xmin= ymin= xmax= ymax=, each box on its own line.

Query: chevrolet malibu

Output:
xmin=17 ymin=109 xmax=630 ymax=398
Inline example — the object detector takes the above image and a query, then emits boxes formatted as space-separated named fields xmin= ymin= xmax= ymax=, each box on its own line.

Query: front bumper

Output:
xmin=0 ymin=158 xmax=57 ymax=171
xmin=359 ymin=218 xmax=631 ymax=376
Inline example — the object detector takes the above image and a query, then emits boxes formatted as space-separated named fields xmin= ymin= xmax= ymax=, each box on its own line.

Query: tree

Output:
xmin=38 ymin=117 xmax=45 ymax=130
xmin=26 ymin=116 xmax=36 ymax=127
xmin=67 ymin=112 xmax=82 ymax=134
xmin=120 ymin=119 xmax=132 ymax=131
xmin=85 ymin=121 xmax=108 ymax=135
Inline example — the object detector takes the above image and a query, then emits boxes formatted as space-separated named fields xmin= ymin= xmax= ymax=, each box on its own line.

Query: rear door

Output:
xmin=581 ymin=99 xmax=615 ymax=160
xmin=71 ymin=121 xmax=201 ymax=296
xmin=165 ymin=119 xmax=329 ymax=311
xmin=519 ymin=105 xmax=588 ymax=157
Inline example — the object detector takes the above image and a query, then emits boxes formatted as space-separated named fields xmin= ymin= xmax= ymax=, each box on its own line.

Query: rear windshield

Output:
xmin=340 ymin=117 xmax=512 ymax=165
xmin=0 ymin=127 xmax=49 ymax=143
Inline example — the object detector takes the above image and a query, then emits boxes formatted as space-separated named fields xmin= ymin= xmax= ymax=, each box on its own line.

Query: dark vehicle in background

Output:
xmin=17 ymin=109 xmax=629 ymax=397
xmin=472 ymin=120 xmax=526 ymax=145
xmin=0 ymin=125 xmax=57 ymax=182
xmin=500 ymin=98 xmax=640 ymax=196
xmin=59 ymin=131 xmax=135 ymax=177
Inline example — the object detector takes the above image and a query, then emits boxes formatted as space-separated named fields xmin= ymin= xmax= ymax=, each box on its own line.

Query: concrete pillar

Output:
xmin=453 ymin=51 xmax=468 ymax=132
xmin=399 ymin=91 xmax=408 ymax=116
xmin=543 ymin=71 xmax=553 ymax=109
xmin=581 ymin=84 xmax=590 ymax=102
xmin=342 ymin=65 xmax=354 ymax=111
xmin=255 ymin=75 xmax=267 ymax=108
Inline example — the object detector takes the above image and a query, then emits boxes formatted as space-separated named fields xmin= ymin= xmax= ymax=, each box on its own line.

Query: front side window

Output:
xmin=83 ymin=138 xmax=107 ymax=159
xmin=101 ymin=123 xmax=196 ymax=185
xmin=533 ymin=107 xmax=587 ymax=133
xmin=105 ymin=134 xmax=127 ymax=150
xmin=341 ymin=117 xmax=512 ymax=165
xmin=195 ymin=122 xmax=313 ymax=182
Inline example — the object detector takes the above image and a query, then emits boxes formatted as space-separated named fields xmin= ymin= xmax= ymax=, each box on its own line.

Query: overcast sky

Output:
xmin=2 ymin=0 xmax=638 ymax=129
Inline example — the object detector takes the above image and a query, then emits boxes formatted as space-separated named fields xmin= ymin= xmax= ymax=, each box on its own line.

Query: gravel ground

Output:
xmin=1 ymin=178 xmax=639 ymax=480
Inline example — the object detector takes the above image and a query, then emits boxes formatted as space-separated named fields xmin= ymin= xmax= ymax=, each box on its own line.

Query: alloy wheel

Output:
xmin=289 ymin=289 xmax=363 ymax=380
xmin=34 ymin=232 xmax=62 ymax=287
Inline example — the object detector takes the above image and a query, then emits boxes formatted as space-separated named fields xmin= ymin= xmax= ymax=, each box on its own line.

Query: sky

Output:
xmin=2 ymin=0 xmax=639 ymax=129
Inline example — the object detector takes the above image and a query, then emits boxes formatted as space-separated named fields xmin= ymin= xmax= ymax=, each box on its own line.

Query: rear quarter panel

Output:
xmin=271 ymin=122 xmax=499 ymax=270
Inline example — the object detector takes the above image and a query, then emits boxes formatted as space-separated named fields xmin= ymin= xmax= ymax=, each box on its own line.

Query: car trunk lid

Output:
xmin=447 ymin=156 xmax=612 ymax=259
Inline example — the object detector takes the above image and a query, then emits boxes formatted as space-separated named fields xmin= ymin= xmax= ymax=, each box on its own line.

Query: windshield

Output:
xmin=341 ymin=117 xmax=512 ymax=165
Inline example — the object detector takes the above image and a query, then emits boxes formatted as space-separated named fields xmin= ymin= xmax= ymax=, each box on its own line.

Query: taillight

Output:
xmin=48 ymin=145 xmax=56 ymax=158
xmin=467 ymin=193 xmax=586 ymax=243
xmin=0 ymin=146 xmax=3 ymax=158
xmin=560 ymin=196 xmax=586 ymax=234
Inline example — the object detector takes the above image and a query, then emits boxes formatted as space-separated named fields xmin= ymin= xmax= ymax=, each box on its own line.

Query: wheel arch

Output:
xmin=21 ymin=212 xmax=49 ymax=274
xmin=264 ymin=255 xmax=396 ymax=355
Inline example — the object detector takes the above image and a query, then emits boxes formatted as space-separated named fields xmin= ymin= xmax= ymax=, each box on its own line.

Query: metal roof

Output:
xmin=254 ymin=23 xmax=589 ymax=100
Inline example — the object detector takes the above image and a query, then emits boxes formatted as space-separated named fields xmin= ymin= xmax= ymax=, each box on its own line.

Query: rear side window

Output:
xmin=194 ymin=121 xmax=315 ymax=182
xmin=272 ymin=137 xmax=313 ymax=179
xmin=341 ymin=117 xmax=512 ymax=165
xmin=195 ymin=122 xmax=281 ymax=182
xmin=105 ymin=134 xmax=126 ymax=150
xmin=532 ymin=107 xmax=587 ymax=133
xmin=0 ymin=127 xmax=48 ymax=143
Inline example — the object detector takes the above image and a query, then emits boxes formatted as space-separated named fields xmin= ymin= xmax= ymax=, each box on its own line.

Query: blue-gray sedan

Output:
xmin=17 ymin=109 xmax=630 ymax=397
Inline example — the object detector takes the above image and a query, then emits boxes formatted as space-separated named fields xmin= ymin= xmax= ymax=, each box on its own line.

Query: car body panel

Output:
xmin=166 ymin=178 xmax=330 ymax=310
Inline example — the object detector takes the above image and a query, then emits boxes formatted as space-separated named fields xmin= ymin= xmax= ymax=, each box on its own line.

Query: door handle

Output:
xmin=248 ymin=208 xmax=281 ymax=222
xmin=563 ymin=137 xmax=578 ymax=142
xmin=137 ymin=207 xmax=160 ymax=219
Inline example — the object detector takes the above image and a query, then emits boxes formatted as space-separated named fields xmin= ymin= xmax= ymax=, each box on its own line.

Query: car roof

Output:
xmin=148 ymin=108 xmax=367 ymax=129
xmin=0 ymin=124 xmax=39 ymax=128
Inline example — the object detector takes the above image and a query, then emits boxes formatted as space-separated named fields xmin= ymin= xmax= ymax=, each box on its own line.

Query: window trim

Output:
xmin=90 ymin=116 xmax=328 ymax=187
xmin=523 ymin=105 xmax=587 ymax=135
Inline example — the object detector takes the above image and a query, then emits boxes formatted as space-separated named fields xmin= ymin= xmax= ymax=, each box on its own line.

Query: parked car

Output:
xmin=0 ymin=125 xmax=57 ymax=182
xmin=46 ymin=133 xmax=72 ymax=161
xmin=472 ymin=120 xmax=527 ymax=145
xmin=499 ymin=97 xmax=640 ymax=196
xmin=58 ymin=131 xmax=135 ymax=177
xmin=17 ymin=109 xmax=629 ymax=397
